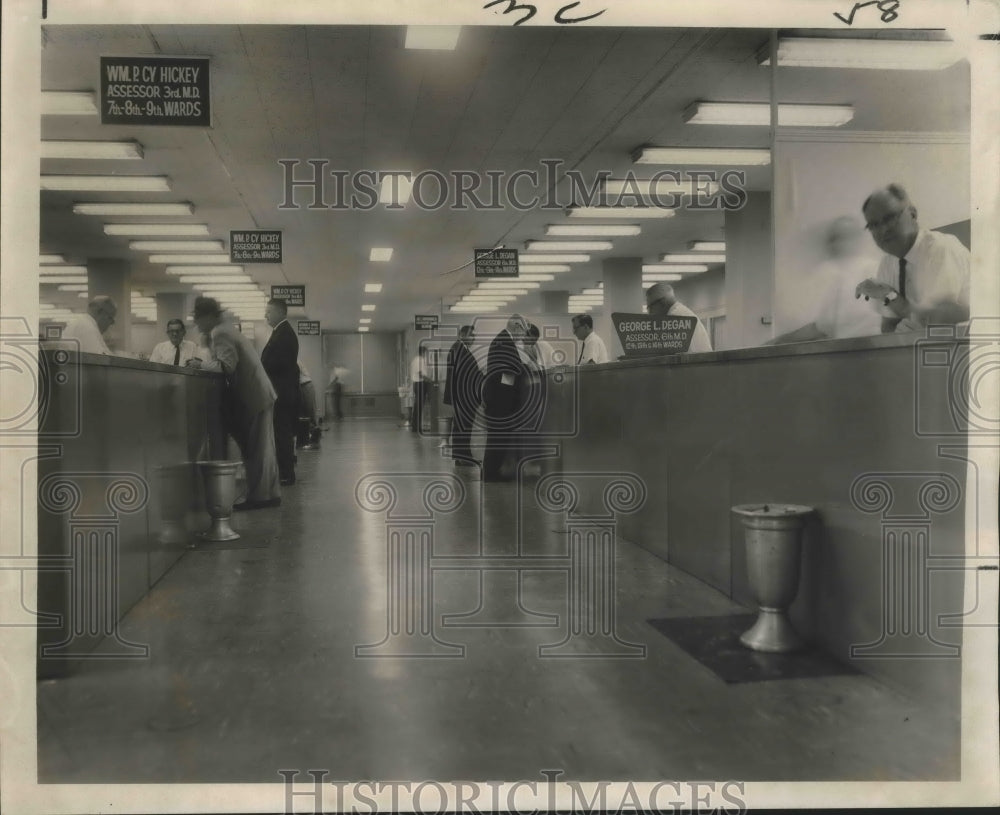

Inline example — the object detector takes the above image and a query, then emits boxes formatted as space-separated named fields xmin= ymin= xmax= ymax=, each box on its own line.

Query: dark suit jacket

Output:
xmin=443 ymin=340 xmax=483 ymax=411
xmin=261 ymin=320 xmax=299 ymax=406
xmin=483 ymin=329 xmax=525 ymax=419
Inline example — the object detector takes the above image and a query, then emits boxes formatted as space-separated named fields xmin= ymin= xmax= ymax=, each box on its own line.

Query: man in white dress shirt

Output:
xmin=855 ymin=183 xmax=970 ymax=333
xmin=149 ymin=319 xmax=199 ymax=365
xmin=644 ymin=283 xmax=713 ymax=353
xmin=61 ymin=296 xmax=116 ymax=354
xmin=571 ymin=313 xmax=610 ymax=365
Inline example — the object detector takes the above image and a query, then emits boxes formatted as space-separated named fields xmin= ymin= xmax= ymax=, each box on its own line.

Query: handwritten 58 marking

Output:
xmin=835 ymin=0 xmax=900 ymax=25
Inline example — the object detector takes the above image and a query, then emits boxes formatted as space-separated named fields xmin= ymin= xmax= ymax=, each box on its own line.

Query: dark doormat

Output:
xmin=646 ymin=614 xmax=858 ymax=684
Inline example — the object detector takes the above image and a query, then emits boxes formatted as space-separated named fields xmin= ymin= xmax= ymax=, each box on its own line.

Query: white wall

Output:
xmin=772 ymin=134 xmax=970 ymax=334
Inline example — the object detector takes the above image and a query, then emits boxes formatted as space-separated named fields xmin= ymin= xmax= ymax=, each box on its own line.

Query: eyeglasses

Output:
xmin=865 ymin=208 xmax=906 ymax=232
xmin=646 ymin=298 xmax=668 ymax=312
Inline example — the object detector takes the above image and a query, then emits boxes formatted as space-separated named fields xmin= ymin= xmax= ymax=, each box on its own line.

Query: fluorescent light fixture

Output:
xmin=525 ymin=241 xmax=613 ymax=252
xmin=642 ymin=264 xmax=709 ymax=274
xmin=477 ymin=283 xmax=537 ymax=290
xmin=661 ymin=253 xmax=726 ymax=264
xmin=370 ymin=247 xmax=394 ymax=262
xmin=73 ymin=202 xmax=194 ymax=216
xmin=643 ymin=274 xmax=683 ymax=283
xmin=361 ymin=304 xmax=377 ymax=312
xmin=39 ymin=254 xmax=67 ymax=264
xmin=517 ymin=274 xmax=555 ymax=282
xmin=568 ymin=207 xmax=674 ymax=219
xmin=581 ymin=288 xmax=604 ymax=295
xmin=546 ymin=224 xmax=640 ymax=237
xmin=42 ymin=91 xmax=97 ymax=115
xmin=57 ymin=284 xmax=88 ymax=292
xmin=508 ymin=265 xmax=569 ymax=274
xmin=166 ymin=265 xmax=244 ymax=275
xmin=364 ymin=283 xmax=383 ymax=293
xmin=683 ymin=102 xmax=854 ymax=127
xmin=379 ymin=175 xmax=411 ymax=206
xmin=129 ymin=240 xmax=224 ymax=252
xmin=463 ymin=295 xmax=516 ymax=301
xmin=105 ymin=223 xmax=210 ymax=237
xmin=760 ymin=37 xmax=963 ymax=70
xmin=185 ymin=279 xmax=255 ymax=288
xmin=520 ymin=254 xmax=590 ymax=264
xmin=602 ymin=179 xmax=719 ymax=197
xmin=359 ymin=318 xmax=372 ymax=324
xmin=190 ymin=283 xmax=258 ymax=290
xmin=42 ymin=175 xmax=171 ymax=192
xmin=41 ymin=140 xmax=143 ymax=160
xmin=634 ymin=147 xmax=771 ymax=166
xmin=40 ymin=266 xmax=88 ymax=276
xmin=358 ymin=326 xmax=370 ymax=333
xmin=405 ymin=26 xmax=461 ymax=50
xmin=451 ymin=306 xmax=500 ymax=313
xmin=689 ymin=241 xmax=726 ymax=252
xmin=39 ymin=276 xmax=88 ymax=285
xmin=149 ymin=254 xmax=232 ymax=264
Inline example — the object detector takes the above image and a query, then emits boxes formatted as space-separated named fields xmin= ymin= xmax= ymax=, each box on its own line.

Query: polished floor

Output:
xmin=37 ymin=419 xmax=959 ymax=783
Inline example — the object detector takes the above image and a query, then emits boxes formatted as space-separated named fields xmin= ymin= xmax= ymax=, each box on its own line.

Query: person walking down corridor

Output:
xmin=409 ymin=346 xmax=430 ymax=433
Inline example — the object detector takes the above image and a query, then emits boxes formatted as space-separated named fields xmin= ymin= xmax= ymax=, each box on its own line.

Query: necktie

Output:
xmin=577 ymin=343 xmax=584 ymax=364
xmin=898 ymin=258 xmax=907 ymax=300
xmin=173 ymin=345 xmax=180 ymax=366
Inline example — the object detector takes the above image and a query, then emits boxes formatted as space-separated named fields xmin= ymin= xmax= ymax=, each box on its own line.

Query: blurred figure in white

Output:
xmin=770 ymin=216 xmax=882 ymax=344
xmin=61 ymin=296 xmax=116 ymax=355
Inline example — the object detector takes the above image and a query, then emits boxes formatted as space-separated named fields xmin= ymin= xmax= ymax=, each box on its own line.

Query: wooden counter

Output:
xmin=541 ymin=331 xmax=970 ymax=713
xmin=36 ymin=350 xmax=227 ymax=677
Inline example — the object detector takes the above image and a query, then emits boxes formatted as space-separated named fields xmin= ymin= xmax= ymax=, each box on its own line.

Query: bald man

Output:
xmin=855 ymin=183 xmax=970 ymax=333
xmin=644 ymin=283 xmax=713 ymax=353
xmin=61 ymin=296 xmax=117 ymax=354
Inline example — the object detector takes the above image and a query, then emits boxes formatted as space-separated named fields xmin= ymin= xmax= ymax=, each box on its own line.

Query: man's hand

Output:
xmin=855 ymin=278 xmax=895 ymax=302
xmin=185 ymin=357 xmax=202 ymax=369
xmin=855 ymin=278 xmax=910 ymax=319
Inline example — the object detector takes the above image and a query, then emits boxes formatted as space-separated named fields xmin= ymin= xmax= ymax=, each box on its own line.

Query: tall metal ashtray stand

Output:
xmin=732 ymin=503 xmax=814 ymax=653
xmin=196 ymin=460 xmax=241 ymax=542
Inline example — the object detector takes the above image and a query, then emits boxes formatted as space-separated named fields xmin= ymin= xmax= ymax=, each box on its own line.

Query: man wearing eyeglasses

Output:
xmin=855 ymin=183 xmax=970 ymax=333
xmin=149 ymin=319 xmax=199 ymax=366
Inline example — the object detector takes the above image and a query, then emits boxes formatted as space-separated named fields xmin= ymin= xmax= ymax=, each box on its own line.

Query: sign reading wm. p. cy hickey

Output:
xmin=100 ymin=56 xmax=210 ymax=126
xmin=414 ymin=315 xmax=439 ymax=330
xmin=474 ymin=248 xmax=519 ymax=278
xmin=612 ymin=312 xmax=698 ymax=356
xmin=297 ymin=321 xmax=320 ymax=336
xmin=230 ymin=230 xmax=282 ymax=263
xmin=271 ymin=285 xmax=305 ymax=308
